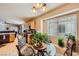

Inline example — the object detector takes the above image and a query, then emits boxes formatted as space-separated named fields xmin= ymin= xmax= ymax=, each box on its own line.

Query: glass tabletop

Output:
xmin=46 ymin=43 xmax=56 ymax=56
xmin=20 ymin=43 xmax=56 ymax=56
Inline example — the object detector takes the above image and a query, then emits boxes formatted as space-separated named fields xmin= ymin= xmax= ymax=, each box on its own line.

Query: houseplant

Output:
xmin=65 ymin=33 xmax=76 ymax=51
xmin=30 ymin=32 xmax=50 ymax=56
xmin=30 ymin=32 xmax=49 ymax=48
xmin=65 ymin=34 xmax=75 ymax=42
xmin=57 ymin=35 xmax=64 ymax=47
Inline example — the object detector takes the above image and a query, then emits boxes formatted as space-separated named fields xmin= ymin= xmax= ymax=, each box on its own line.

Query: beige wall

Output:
xmin=76 ymin=12 xmax=79 ymax=39
xmin=26 ymin=20 xmax=36 ymax=29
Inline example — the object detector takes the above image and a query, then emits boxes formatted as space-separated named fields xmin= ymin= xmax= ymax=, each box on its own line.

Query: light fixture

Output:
xmin=32 ymin=6 xmax=36 ymax=13
xmin=32 ymin=3 xmax=48 ymax=13
xmin=42 ymin=6 xmax=48 ymax=12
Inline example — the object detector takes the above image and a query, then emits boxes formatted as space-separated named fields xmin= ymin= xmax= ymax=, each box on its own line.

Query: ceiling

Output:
xmin=0 ymin=3 xmax=64 ymax=24
xmin=0 ymin=3 xmax=64 ymax=17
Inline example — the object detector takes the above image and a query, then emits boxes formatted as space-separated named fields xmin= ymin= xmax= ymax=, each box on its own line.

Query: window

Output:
xmin=43 ymin=14 xmax=77 ymax=37
xmin=58 ymin=24 xmax=65 ymax=33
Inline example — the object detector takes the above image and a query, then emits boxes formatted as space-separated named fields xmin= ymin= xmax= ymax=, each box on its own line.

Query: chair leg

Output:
xmin=16 ymin=45 xmax=23 ymax=56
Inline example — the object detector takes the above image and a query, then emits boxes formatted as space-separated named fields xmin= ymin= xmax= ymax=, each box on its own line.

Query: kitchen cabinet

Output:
xmin=0 ymin=31 xmax=16 ymax=44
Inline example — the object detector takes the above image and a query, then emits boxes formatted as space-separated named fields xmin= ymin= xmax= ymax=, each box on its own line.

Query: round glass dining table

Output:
xmin=20 ymin=43 xmax=56 ymax=56
xmin=46 ymin=43 xmax=56 ymax=56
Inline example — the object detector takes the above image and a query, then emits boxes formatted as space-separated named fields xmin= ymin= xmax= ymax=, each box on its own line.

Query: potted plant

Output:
xmin=57 ymin=35 xmax=64 ymax=47
xmin=65 ymin=34 xmax=76 ymax=51
xmin=30 ymin=32 xmax=49 ymax=49
xmin=65 ymin=34 xmax=75 ymax=42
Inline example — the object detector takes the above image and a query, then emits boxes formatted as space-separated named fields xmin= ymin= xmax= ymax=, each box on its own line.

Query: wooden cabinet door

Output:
xmin=0 ymin=35 xmax=3 ymax=44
